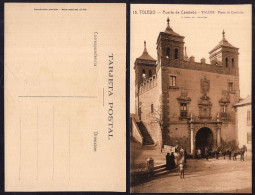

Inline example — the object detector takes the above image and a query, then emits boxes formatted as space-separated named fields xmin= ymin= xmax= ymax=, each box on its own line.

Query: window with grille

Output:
xmin=222 ymin=105 xmax=226 ymax=113
xmin=247 ymin=132 xmax=251 ymax=144
xmin=228 ymin=82 xmax=233 ymax=92
xmin=180 ymin=103 xmax=188 ymax=118
xmin=247 ymin=110 xmax=251 ymax=126
xmin=170 ymin=76 xmax=176 ymax=87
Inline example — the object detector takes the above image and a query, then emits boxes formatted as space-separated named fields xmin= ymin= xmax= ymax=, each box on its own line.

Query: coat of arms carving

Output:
xmin=200 ymin=77 xmax=210 ymax=94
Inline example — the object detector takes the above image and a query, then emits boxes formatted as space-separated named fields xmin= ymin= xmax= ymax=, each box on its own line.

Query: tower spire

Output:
xmin=222 ymin=29 xmax=226 ymax=41
xmin=165 ymin=17 xmax=173 ymax=32
xmin=167 ymin=17 xmax=170 ymax=26
xmin=143 ymin=40 xmax=148 ymax=54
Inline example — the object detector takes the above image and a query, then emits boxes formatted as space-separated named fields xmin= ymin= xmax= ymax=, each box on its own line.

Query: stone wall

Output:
xmin=160 ymin=65 xmax=239 ymax=151
xmin=162 ymin=66 xmax=239 ymax=122
xmin=139 ymin=75 xmax=162 ymax=145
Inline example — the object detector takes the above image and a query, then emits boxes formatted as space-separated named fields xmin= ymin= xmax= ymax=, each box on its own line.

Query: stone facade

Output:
xmin=134 ymin=18 xmax=240 ymax=154
xmin=234 ymin=96 xmax=252 ymax=153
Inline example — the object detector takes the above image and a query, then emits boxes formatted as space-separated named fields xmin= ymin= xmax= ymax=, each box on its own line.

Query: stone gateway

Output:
xmin=131 ymin=18 xmax=240 ymax=155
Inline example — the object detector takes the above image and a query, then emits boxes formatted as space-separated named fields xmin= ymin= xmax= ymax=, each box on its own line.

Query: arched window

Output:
xmin=225 ymin=58 xmax=228 ymax=67
xmin=232 ymin=58 xmax=234 ymax=67
xmin=142 ymin=69 xmax=146 ymax=78
xmin=151 ymin=104 xmax=154 ymax=113
xmin=166 ymin=47 xmax=170 ymax=58
xmin=149 ymin=70 xmax=152 ymax=78
xmin=174 ymin=48 xmax=179 ymax=60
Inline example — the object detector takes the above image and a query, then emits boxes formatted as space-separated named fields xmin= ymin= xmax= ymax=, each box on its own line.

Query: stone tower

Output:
xmin=134 ymin=41 xmax=156 ymax=118
xmin=209 ymin=30 xmax=239 ymax=75
xmin=156 ymin=17 xmax=185 ymax=68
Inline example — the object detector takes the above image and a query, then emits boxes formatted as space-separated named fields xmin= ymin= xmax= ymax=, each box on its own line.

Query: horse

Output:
xmin=232 ymin=146 xmax=245 ymax=161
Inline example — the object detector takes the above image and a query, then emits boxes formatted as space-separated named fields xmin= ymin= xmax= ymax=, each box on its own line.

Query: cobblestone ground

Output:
xmin=131 ymin=157 xmax=252 ymax=193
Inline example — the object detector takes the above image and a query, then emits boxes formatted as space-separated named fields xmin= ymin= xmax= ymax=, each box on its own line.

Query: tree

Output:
xmin=150 ymin=106 xmax=169 ymax=152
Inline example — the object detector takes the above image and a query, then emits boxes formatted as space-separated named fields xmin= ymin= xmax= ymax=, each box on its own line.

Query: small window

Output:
xmin=228 ymin=82 xmax=233 ymax=92
xmin=222 ymin=105 xmax=226 ymax=113
xmin=180 ymin=103 xmax=188 ymax=118
xmin=170 ymin=76 xmax=176 ymax=87
xmin=225 ymin=58 xmax=228 ymax=67
xmin=149 ymin=70 xmax=152 ymax=78
xmin=166 ymin=47 xmax=170 ymax=58
xmin=181 ymin=103 xmax=187 ymax=111
xmin=151 ymin=104 xmax=154 ymax=113
xmin=247 ymin=110 xmax=251 ymax=126
xmin=174 ymin=49 xmax=179 ymax=59
xmin=142 ymin=69 xmax=146 ymax=78
xmin=247 ymin=132 xmax=251 ymax=144
xmin=232 ymin=58 xmax=235 ymax=67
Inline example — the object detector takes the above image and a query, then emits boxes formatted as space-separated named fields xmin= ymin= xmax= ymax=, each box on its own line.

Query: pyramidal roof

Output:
xmin=164 ymin=17 xmax=182 ymax=37
xmin=209 ymin=30 xmax=238 ymax=54
xmin=137 ymin=41 xmax=156 ymax=61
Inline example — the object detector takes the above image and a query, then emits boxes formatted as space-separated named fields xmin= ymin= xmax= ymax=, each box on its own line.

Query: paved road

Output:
xmin=131 ymin=158 xmax=252 ymax=193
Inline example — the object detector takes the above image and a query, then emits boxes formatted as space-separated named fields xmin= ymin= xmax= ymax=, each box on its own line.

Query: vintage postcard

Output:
xmin=5 ymin=3 xmax=126 ymax=191
xmin=130 ymin=4 xmax=251 ymax=193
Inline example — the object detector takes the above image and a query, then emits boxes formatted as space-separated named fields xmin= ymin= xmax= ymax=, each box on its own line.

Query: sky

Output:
xmin=130 ymin=4 xmax=252 ymax=113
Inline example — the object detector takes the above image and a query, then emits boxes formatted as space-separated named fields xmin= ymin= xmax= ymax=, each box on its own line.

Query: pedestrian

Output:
xmin=166 ymin=153 xmax=171 ymax=170
xmin=240 ymin=148 xmax=245 ymax=161
xmin=223 ymin=150 xmax=226 ymax=159
xmin=216 ymin=147 xmax=219 ymax=159
xmin=179 ymin=162 xmax=184 ymax=179
xmin=197 ymin=148 xmax=201 ymax=159
xmin=229 ymin=150 xmax=232 ymax=160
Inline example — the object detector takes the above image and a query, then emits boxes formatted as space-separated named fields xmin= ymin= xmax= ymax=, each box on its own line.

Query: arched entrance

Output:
xmin=195 ymin=127 xmax=213 ymax=156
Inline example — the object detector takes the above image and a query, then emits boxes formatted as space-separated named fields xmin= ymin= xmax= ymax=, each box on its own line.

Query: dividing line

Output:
xmin=37 ymin=106 xmax=38 ymax=180
xmin=19 ymin=118 xmax=21 ymax=180
xmin=18 ymin=96 xmax=97 ymax=98
xmin=69 ymin=120 xmax=70 ymax=181
xmin=103 ymin=88 xmax=104 ymax=106
xmin=52 ymin=106 xmax=55 ymax=180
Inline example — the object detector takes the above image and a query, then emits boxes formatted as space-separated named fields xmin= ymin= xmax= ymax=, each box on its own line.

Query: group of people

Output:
xmin=166 ymin=152 xmax=176 ymax=170
xmin=166 ymin=147 xmax=186 ymax=179
xmin=196 ymin=145 xmax=247 ymax=161
xmin=222 ymin=145 xmax=247 ymax=161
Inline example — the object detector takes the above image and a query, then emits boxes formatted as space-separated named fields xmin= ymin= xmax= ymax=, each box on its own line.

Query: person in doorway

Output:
xmin=197 ymin=148 xmax=201 ymax=159
xmin=205 ymin=147 xmax=209 ymax=160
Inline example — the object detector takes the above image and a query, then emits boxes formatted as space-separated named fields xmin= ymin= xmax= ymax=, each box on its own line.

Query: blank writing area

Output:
xmin=5 ymin=3 xmax=126 ymax=191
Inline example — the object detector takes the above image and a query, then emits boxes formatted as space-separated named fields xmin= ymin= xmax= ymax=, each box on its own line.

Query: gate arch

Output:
xmin=195 ymin=127 xmax=213 ymax=155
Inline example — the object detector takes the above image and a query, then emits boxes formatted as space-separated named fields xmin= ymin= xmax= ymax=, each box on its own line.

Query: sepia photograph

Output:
xmin=4 ymin=3 xmax=126 ymax=191
xmin=130 ymin=4 xmax=252 ymax=193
